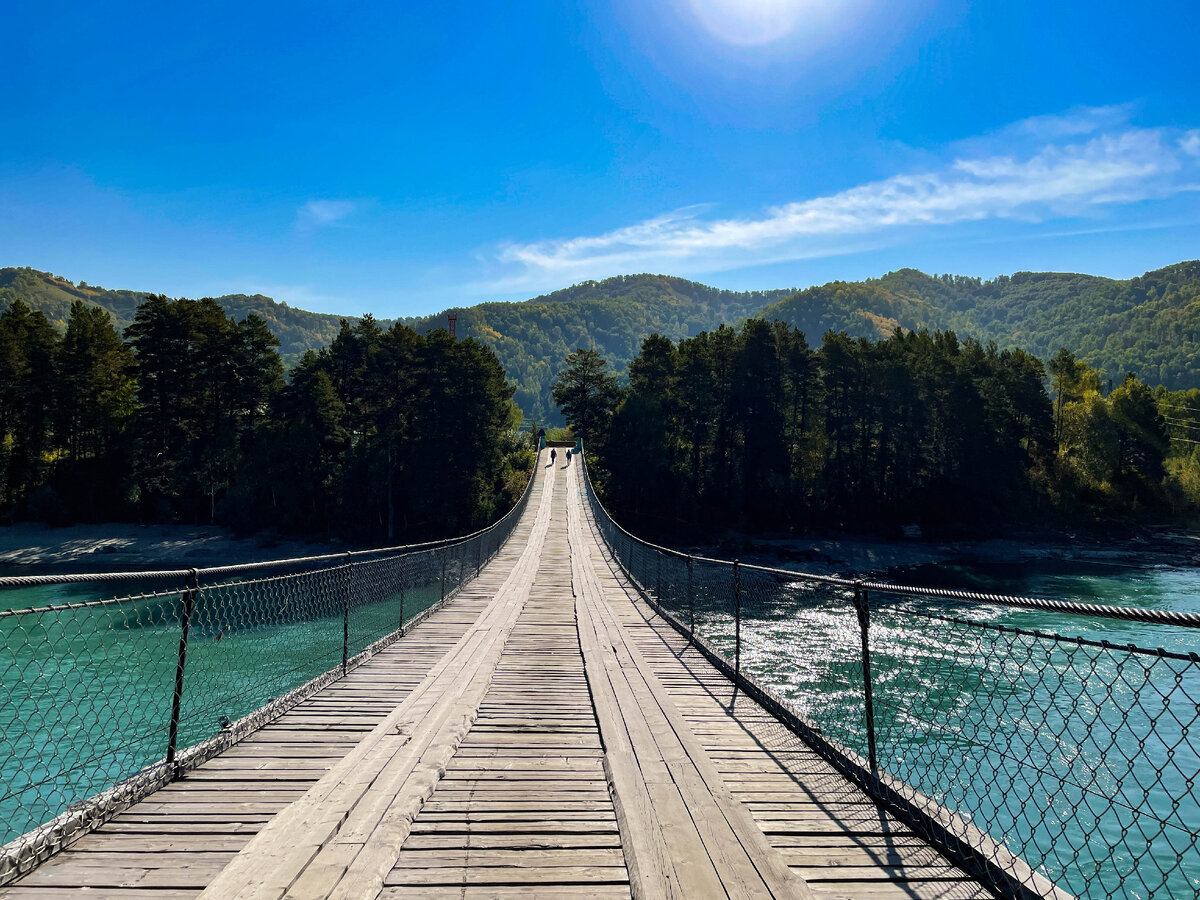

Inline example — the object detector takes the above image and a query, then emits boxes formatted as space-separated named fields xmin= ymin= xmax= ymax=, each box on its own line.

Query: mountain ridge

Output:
xmin=5 ymin=261 xmax=1200 ymax=421
xmin=758 ymin=261 xmax=1200 ymax=389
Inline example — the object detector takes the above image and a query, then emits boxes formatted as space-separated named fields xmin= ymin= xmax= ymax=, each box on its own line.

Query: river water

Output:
xmin=702 ymin=558 xmax=1199 ymax=900
xmin=1 ymin=559 xmax=1197 ymax=897
xmin=0 ymin=565 xmax=443 ymax=851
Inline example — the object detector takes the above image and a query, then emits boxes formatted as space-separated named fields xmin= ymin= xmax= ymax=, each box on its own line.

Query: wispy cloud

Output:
xmin=1182 ymin=130 xmax=1200 ymax=157
xmin=1000 ymin=104 xmax=1134 ymax=140
xmin=296 ymin=199 xmax=359 ymax=230
xmin=489 ymin=108 xmax=1200 ymax=290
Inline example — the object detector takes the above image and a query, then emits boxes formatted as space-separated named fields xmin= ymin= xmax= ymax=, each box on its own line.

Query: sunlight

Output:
xmin=684 ymin=0 xmax=833 ymax=46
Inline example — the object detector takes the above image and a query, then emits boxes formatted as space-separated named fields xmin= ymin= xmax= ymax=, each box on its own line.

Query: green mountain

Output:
xmin=6 ymin=261 xmax=1200 ymax=423
xmin=405 ymin=275 xmax=794 ymax=421
xmin=0 ymin=267 xmax=363 ymax=363
xmin=758 ymin=262 xmax=1200 ymax=390
xmin=0 ymin=268 xmax=785 ymax=420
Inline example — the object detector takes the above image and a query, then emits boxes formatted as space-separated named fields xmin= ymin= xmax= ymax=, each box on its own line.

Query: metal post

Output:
xmin=166 ymin=568 xmax=199 ymax=771
xmin=854 ymin=582 xmax=878 ymax=773
xmin=477 ymin=537 xmax=483 ymax=578
xmin=686 ymin=556 xmax=696 ymax=642
xmin=342 ymin=553 xmax=352 ymax=676
xmin=733 ymin=559 xmax=742 ymax=676
xmin=656 ymin=554 xmax=663 ymax=601
xmin=440 ymin=551 xmax=447 ymax=601
xmin=399 ymin=560 xmax=407 ymax=636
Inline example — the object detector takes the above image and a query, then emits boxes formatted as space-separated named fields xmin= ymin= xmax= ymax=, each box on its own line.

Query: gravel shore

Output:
xmin=689 ymin=529 xmax=1200 ymax=578
xmin=2 ymin=521 xmax=1196 ymax=578
xmin=0 ymin=523 xmax=341 ymax=572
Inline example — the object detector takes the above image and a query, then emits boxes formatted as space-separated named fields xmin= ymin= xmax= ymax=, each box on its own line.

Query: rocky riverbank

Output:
xmin=692 ymin=528 xmax=1200 ymax=578
xmin=4 ymin=520 xmax=1197 ymax=580
xmin=0 ymin=523 xmax=342 ymax=571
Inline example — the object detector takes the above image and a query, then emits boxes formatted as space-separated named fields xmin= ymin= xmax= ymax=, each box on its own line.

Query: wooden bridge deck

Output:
xmin=2 ymin=451 xmax=997 ymax=899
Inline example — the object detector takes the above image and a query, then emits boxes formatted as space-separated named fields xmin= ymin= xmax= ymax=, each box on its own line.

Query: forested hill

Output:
xmin=7 ymin=261 xmax=1200 ymax=420
xmin=759 ymin=261 xmax=1200 ymax=390
xmin=0 ymin=268 xmax=786 ymax=420
xmin=0 ymin=267 xmax=364 ymax=361
xmin=402 ymin=275 xmax=793 ymax=421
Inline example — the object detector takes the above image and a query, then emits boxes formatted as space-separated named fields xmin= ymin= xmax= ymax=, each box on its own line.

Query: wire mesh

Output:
xmin=0 ymin=459 xmax=535 ymax=874
xmin=579 ymin=451 xmax=1200 ymax=900
xmin=176 ymin=563 xmax=348 ymax=754
xmin=0 ymin=580 xmax=184 ymax=849
xmin=868 ymin=598 xmax=1200 ymax=899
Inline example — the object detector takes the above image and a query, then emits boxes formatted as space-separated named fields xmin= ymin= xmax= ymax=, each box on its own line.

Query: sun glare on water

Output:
xmin=684 ymin=0 xmax=836 ymax=46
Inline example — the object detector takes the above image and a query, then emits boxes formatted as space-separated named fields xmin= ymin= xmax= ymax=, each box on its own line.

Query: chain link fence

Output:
xmin=0 ymin=457 xmax=536 ymax=881
xmin=580 ymin=452 xmax=1199 ymax=900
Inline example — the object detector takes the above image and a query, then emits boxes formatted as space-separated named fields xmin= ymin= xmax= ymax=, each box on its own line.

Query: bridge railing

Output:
xmin=0 ymin=454 xmax=538 ymax=882
xmin=578 ymin=452 xmax=1199 ymax=900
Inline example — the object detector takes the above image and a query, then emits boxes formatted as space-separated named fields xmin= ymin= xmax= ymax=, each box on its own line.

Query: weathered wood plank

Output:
xmin=2 ymin=891 xmax=201 ymax=899
xmin=383 ymin=865 xmax=631 ymax=886
xmin=385 ymin=472 xmax=631 ymax=898
xmin=378 ymin=886 xmax=631 ymax=899
xmin=567 ymin=464 xmax=813 ymax=900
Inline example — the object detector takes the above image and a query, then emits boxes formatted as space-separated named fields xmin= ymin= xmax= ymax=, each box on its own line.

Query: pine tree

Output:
xmin=0 ymin=300 xmax=59 ymax=512
xmin=552 ymin=349 xmax=620 ymax=443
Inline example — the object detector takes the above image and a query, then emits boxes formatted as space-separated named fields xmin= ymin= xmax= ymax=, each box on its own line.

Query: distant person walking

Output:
xmin=550 ymin=448 xmax=557 ymax=465
xmin=565 ymin=448 xmax=572 ymax=464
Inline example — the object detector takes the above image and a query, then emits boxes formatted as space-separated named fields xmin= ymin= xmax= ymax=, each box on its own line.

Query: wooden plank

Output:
xmin=384 ymin=474 xmax=631 ymax=898
xmin=383 ymin=865 xmax=631 ymax=886
xmin=410 ymin=820 xmax=620 ymax=833
xmin=378 ymin=886 xmax=631 ymax=899
xmin=566 ymin=464 xmax=813 ymax=900
xmin=402 ymin=834 xmax=622 ymax=851
xmin=17 ymin=857 xmax=229 ymax=889
xmin=2 ymin=891 xmax=201 ymax=899
xmin=68 ymin=835 xmax=249 ymax=852
xmin=808 ymin=882 xmax=995 ymax=900
xmin=390 ymin=849 xmax=626 ymax=868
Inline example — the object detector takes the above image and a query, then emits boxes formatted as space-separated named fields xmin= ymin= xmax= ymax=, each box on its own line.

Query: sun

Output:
xmin=684 ymin=0 xmax=830 ymax=46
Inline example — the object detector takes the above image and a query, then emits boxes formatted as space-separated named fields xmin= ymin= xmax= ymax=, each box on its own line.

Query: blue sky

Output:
xmin=3 ymin=0 xmax=1199 ymax=316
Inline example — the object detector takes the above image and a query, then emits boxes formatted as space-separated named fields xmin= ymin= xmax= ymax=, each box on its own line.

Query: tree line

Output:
xmin=0 ymin=297 xmax=531 ymax=542
xmin=558 ymin=321 xmax=1195 ymax=541
xmin=12 ymin=259 xmax=1200 ymax=429
xmin=401 ymin=274 xmax=794 ymax=423
xmin=760 ymin=261 xmax=1200 ymax=393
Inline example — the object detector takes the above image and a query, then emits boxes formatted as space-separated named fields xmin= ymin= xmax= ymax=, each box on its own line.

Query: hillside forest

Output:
xmin=569 ymin=324 xmax=1200 ymax=541
xmin=0 ymin=297 xmax=532 ymax=541
xmin=3 ymin=260 xmax=1200 ymax=540
xmin=6 ymin=261 xmax=1200 ymax=427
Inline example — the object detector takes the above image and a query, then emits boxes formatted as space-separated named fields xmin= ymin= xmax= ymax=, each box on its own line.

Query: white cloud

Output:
xmin=1006 ymin=104 xmax=1133 ymax=140
xmin=296 ymin=199 xmax=359 ymax=230
xmin=490 ymin=109 xmax=1200 ymax=289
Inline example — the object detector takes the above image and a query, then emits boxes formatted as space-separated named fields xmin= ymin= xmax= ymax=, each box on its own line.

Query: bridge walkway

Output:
xmin=592 ymin=542 xmax=994 ymax=899
xmin=2 ymin=451 xmax=994 ymax=899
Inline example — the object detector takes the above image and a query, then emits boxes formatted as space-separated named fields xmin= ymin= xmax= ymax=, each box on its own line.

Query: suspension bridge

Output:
xmin=1 ymin=447 xmax=1196 ymax=898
